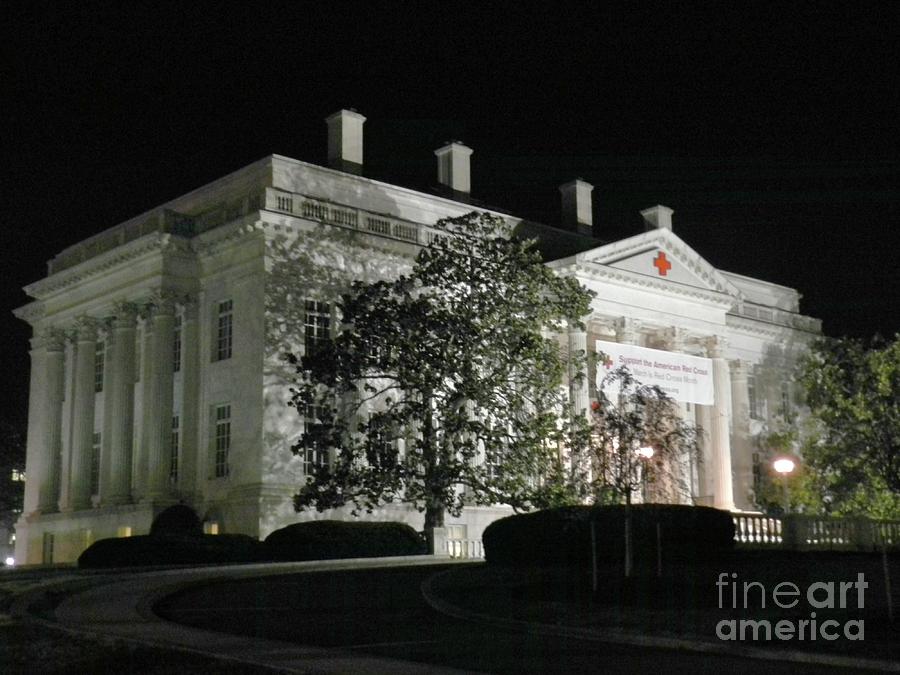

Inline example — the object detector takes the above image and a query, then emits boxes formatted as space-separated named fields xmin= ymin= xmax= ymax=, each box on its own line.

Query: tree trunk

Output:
xmin=424 ymin=502 xmax=445 ymax=555
xmin=421 ymin=387 xmax=444 ymax=554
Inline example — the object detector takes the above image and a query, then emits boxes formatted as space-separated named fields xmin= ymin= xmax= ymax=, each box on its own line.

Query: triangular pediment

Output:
xmin=574 ymin=228 xmax=741 ymax=297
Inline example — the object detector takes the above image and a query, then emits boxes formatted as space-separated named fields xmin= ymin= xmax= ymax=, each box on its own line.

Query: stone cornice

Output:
xmin=726 ymin=311 xmax=821 ymax=338
xmin=565 ymin=261 xmax=736 ymax=309
xmin=192 ymin=217 xmax=265 ymax=258
xmin=261 ymin=216 xmax=415 ymax=271
xmin=569 ymin=228 xmax=742 ymax=298
xmin=13 ymin=301 xmax=46 ymax=326
xmin=24 ymin=232 xmax=179 ymax=299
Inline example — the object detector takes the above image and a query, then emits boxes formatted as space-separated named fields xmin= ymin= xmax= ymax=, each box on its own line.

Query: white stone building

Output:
xmin=14 ymin=110 xmax=820 ymax=564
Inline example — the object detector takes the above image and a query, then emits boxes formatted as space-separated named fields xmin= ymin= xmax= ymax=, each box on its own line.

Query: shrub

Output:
xmin=149 ymin=505 xmax=203 ymax=538
xmin=264 ymin=520 xmax=426 ymax=561
xmin=78 ymin=533 xmax=268 ymax=569
xmin=482 ymin=504 xmax=734 ymax=568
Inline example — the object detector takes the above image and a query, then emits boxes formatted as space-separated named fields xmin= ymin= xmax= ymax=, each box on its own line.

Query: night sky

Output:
xmin=2 ymin=3 xmax=898 ymax=425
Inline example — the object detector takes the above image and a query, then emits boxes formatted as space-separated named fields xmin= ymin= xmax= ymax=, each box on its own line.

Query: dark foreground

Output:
xmin=155 ymin=563 xmax=888 ymax=674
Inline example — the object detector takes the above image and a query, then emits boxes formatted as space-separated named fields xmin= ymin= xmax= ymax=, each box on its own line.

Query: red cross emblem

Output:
xmin=653 ymin=251 xmax=672 ymax=276
xmin=602 ymin=355 xmax=613 ymax=369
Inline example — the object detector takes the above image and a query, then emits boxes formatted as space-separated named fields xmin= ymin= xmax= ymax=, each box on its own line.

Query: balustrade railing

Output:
xmin=733 ymin=513 xmax=783 ymax=545
xmin=268 ymin=188 xmax=437 ymax=247
xmin=734 ymin=513 xmax=900 ymax=551
xmin=444 ymin=538 xmax=484 ymax=559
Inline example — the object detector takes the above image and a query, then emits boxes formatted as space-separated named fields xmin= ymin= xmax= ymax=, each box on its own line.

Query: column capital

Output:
xmin=665 ymin=327 xmax=689 ymax=352
xmin=44 ymin=327 xmax=68 ymax=351
xmin=31 ymin=327 xmax=66 ymax=352
xmin=566 ymin=320 xmax=587 ymax=335
xmin=182 ymin=299 xmax=200 ymax=320
xmin=704 ymin=335 xmax=728 ymax=359
xmin=148 ymin=290 xmax=179 ymax=316
xmin=72 ymin=316 xmax=101 ymax=342
xmin=729 ymin=358 xmax=749 ymax=378
xmin=112 ymin=301 xmax=141 ymax=327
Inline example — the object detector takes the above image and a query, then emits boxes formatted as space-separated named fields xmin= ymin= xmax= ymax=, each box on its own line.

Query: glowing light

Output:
xmin=4 ymin=557 xmax=14 ymax=566
xmin=773 ymin=458 xmax=796 ymax=475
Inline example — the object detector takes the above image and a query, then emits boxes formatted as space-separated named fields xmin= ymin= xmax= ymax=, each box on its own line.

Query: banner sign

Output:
xmin=595 ymin=340 xmax=715 ymax=405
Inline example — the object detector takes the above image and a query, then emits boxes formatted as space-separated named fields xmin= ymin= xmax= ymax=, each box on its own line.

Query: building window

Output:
xmin=90 ymin=432 xmax=101 ymax=496
xmin=214 ymin=404 xmax=231 ymax=478
xmin=42 ymin=533 xmax=54 ymax=564
xmin=170 ymin=415 xmax=180 ymax=482
xmin=215 ymin=300 xmax=233 ymax=361
xmin=484 ymin=452 xmax=500 ymax=481
xmin=748 ymin=375 xmax=759 ymax=420
xmin=304 ymin=300 xmax=330 ymax=357
xmin=117 ymin=526 xmax=132 ymax=538
xmin=302 ymin=403 xmax=329 ymax=476
xmin=94 ymin=341 xmax=105 ymax=393
xmin=204 ymin=521 xmax=219 ymax=535
xmin=10 ymin=469 xmax=24 ymax=482
xmin=780 ymin=381 xmax=791 ymax=418
xmin=173 ymin=314 xmax=182 ymax=372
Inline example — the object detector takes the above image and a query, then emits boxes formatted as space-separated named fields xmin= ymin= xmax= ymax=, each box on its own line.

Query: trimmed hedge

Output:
xmin=264 ymin=520 xmax=427 ymax=561
xmin=149 ymin=505 xmax=203 ymax=538
xmin=482 ymin=504 xmax=734 ymax=568
xmin=78 ymin=533 xmax=268 ymax=569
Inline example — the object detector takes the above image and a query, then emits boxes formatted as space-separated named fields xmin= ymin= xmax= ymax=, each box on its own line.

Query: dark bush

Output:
xmin=149 ymin=505 xmax=203 ymax=538
xmin=264 ymin=520 xmax=426 ymax=561
xmin=78 ymin=533 xmax=268 ymax=569
xmin=483 ymin=504 xmax=734 ymax=568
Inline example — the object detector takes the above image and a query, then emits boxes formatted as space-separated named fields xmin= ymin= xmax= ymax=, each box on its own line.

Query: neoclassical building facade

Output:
xmin=14 ymin=110 xmax=820 ymax=564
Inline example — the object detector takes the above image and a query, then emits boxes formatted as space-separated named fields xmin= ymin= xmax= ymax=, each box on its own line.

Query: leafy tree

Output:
xmin=580 ymin=366 xmax=701 ymax=506
xmin=797 ymin=334 xmax=900 ymax=518
xmin=0 ymin=418 xmax=26 ymax=534
xmin=286 ymin=211 xmax=594 ymax=550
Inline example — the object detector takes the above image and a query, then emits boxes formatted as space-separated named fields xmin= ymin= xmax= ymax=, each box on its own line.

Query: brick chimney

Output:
xmin=434 ymin=141 xmax=473 ymax=194
xmin=640 ymin=205 xmax=674 ymax=231
xmin=559 ymin=179 xmax=594 ymax=236
xmin=325 ymin=109 xmax=366 ymax=174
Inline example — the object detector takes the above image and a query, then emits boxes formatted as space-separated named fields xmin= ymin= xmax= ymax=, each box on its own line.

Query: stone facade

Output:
xmin=13 ymin=112 xmax=820 ymax=564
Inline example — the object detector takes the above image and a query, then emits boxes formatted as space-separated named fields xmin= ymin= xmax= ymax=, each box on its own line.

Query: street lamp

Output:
xmin=773 ymin=457 xmax=796 ymax=514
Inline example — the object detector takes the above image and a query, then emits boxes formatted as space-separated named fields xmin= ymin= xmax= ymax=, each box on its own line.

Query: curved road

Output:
xmin=20 ymin=557 xmax=891 ymax=674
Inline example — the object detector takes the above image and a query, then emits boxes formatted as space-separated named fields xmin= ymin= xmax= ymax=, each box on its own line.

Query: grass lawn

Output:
xmin=429 ymin=549 xmax=900 ymax=661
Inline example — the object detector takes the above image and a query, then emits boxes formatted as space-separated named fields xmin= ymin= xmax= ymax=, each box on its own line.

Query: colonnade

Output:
xmin=566 ymin=316 xmax=743 ymax=511
xmin=23 ymin=292 xmax=201 ymax=515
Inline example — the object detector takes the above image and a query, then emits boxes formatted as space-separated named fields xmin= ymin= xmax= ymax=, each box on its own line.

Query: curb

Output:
xmin=9 ymin=556 xmax=472 ymax=675
xmin=420 ymin=568 xmax=900 ymax=673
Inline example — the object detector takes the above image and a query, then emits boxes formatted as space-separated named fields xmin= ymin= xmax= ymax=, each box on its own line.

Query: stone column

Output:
xmin=69 ymin=318 xmax=98 ymax=511
xmin=178 ymin=300 xmax=200 ymax=498
xmin=22 ymin=336 xmax=46 ymax=516
xmin=133 ymin=311 xmax=154 ymax=499
xmin=568 ymin=324 xmax=589 ymax=418
xmin=105 ymin=303 xmax=138 ymax=504
xmin=706 ymin=336 xmax=735 ymax=511
xmin=24 ymin=331 xmax=64 ymax=515
xmin=729 ymin=359 xmax=752 ymax=510
xmin=39 ymin=332 xmax=65 ymax=513
xmin=666 ymin=327 xmax=692 ymax=505
xmin=144 ymin=295 xmax=177 ymax=499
